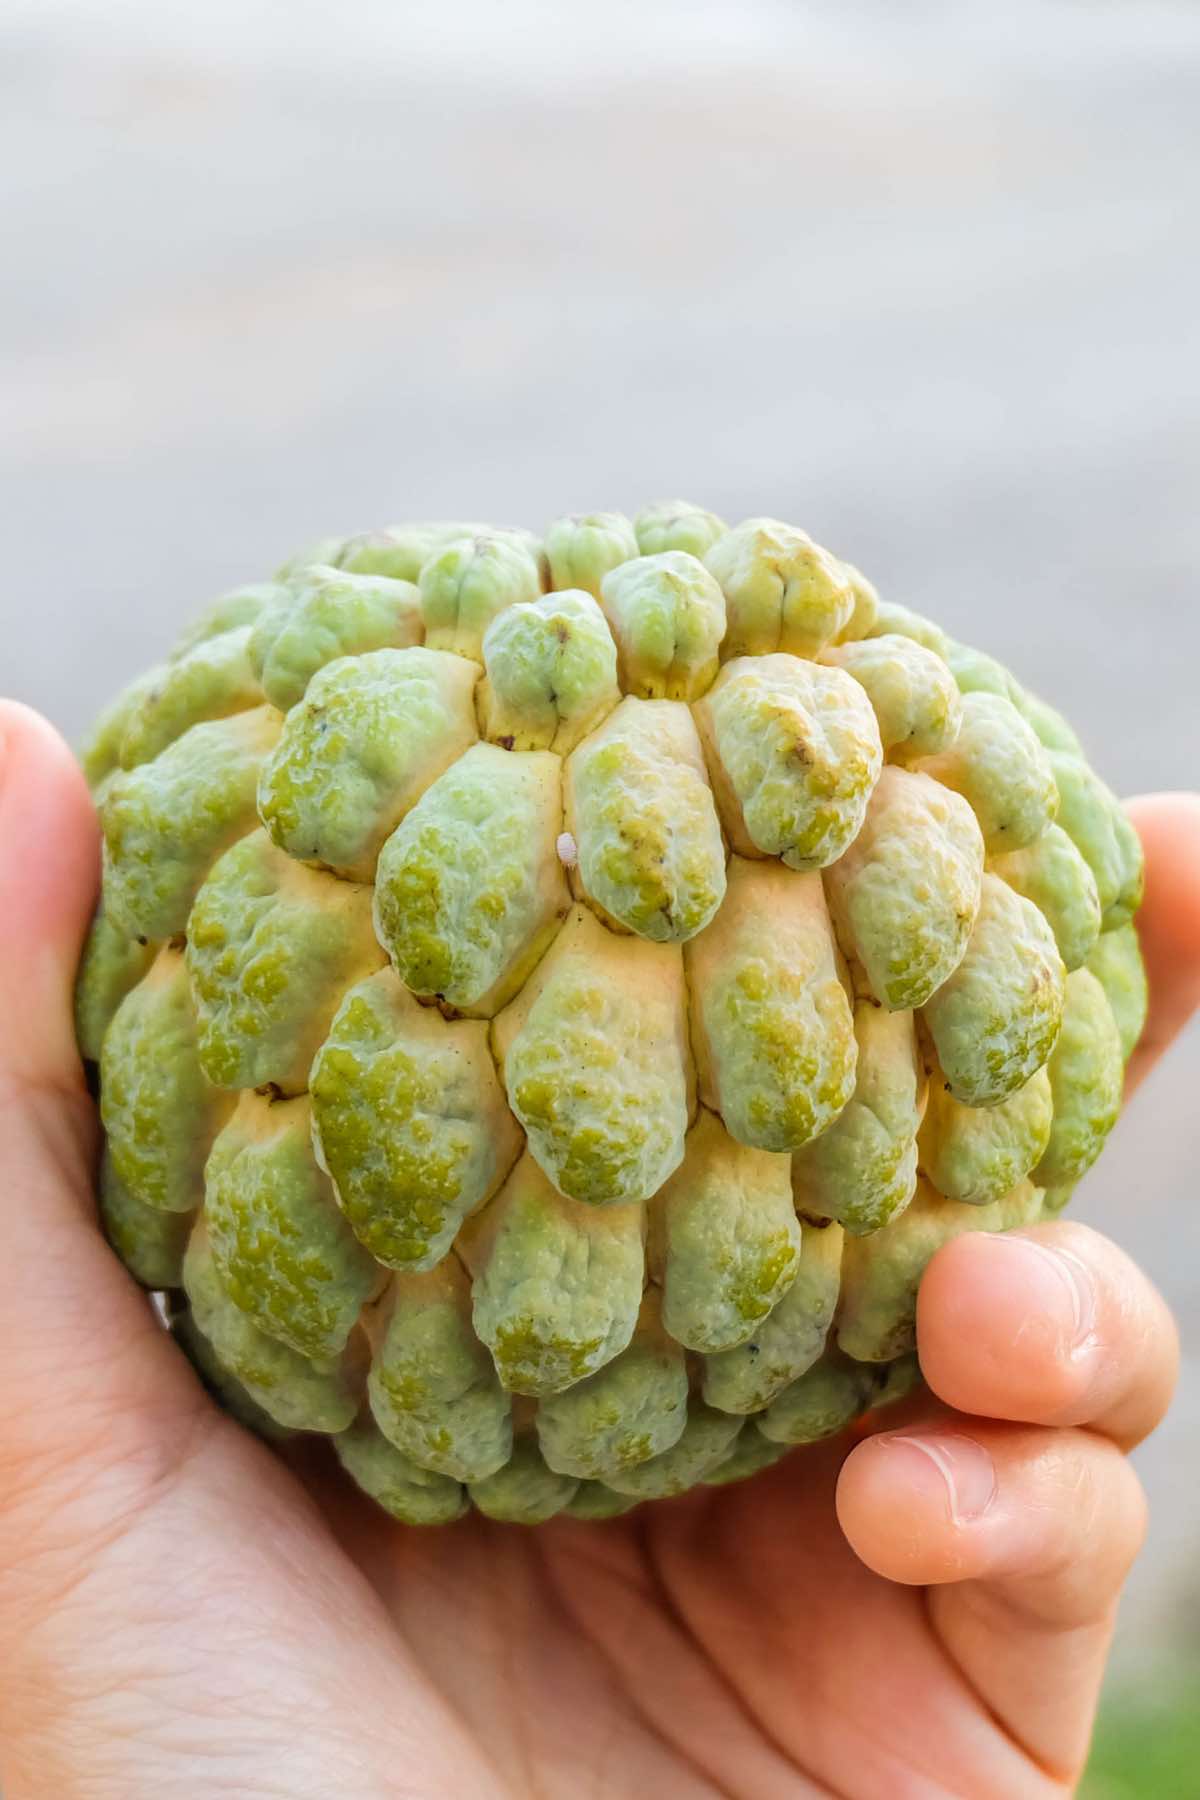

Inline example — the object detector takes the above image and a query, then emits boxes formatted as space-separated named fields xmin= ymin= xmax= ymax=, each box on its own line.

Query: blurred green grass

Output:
xmin=1083 ymin=1669 xmax=1200 ymax=1798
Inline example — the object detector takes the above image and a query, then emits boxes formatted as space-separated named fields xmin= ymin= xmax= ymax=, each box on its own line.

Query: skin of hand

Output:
xmin=0 ymin=697 xmax=1192 ymax=1800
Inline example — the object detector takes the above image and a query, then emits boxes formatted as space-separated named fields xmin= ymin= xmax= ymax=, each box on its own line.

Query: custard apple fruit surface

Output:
xmin=76 ymin=504 xmax=1146 ymax=1525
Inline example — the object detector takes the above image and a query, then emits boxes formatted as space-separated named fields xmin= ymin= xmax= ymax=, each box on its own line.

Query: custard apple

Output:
xmin=75 ymin=505 xmax=1147 ymax=1525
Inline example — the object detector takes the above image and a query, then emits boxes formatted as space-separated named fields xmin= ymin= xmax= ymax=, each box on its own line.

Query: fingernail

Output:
xmin=882 ymin=1431 xmax=998 ymax=1524
xmin=995 ymin=1234 xmax=1097 ymax=1355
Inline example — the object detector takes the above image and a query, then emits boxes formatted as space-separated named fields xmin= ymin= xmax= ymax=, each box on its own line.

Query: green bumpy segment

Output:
xmin=704 ymin=518 xmax=855 ymax=659
xmin=598 ymin=552 xmax=726 ymax=700
xmin=759 ymin=1355 xmax=875 ymax=1445
xmin=467 ymin=1155 xmax=644 ymax=1395
xmin=701 ymin=1220 xmax=843 ymax=1414
xmin=696 ymin=653 xmax=882 ymax=870
xmin=791 ymin=1002 xmax=921 ymax=1235
xmin=702 ymin=1424 xmax=793 ymax=1487
xmin=171 ymin=583 xmax=283 ymax=660
xmin=332 ymin=521 xmax=531 ymax=583
xmin=101 ymin=706 xmax=281 ymax=941
xmin=863 ymin=600 xmax=950 ymax=658
xmin=249 ymin=567 xmax=424 ymax=710
xmin=655 ymin=1110 xmax=800 ymax=1354
xmin=1049 ymin=752 xmax=1145 ymax=931
xmin=634 ymin=499 xmax=727 ymax=560
xmin=544 ymin=512 xmax=639 ymax=599
xmin=498 ymin=906 xmax=690 ymax=1206
xmin=118 ymin=627 xmax=265 ymax=769
xmin=204 ymin=1094 xmax=378 ymax=1361
xmin=173 ymin=1307 xmax=294 ymax=1442
xmin=80 ymin=663 xmax=170 ymax=789
xmin=838 ymin=1178 xmax=1043 ymax=1362
xmin=831 ymin=562 xmax=880 ymax=642
xmin=419 ymin=532 xmax=544 ymax=660
xmin=536 ymin=1296 xmax=689 ymax=1481
xmin=1085 ymin=923 xmax=1149 ymax=1062
xmin=468 ymin=1437 xmax=580 ymax=1524
xmin=100 ymin=948 xmax=231 ymax=1214
xmin=918 ymin=1065 xmax=1053 ymax=1206
xmin=479 ymin=589 xmax=620 ymax=753
xmin=1034 ymin=968 xmax=1124 ymax=1185
xmin=99 ymin=1153 xmax=193 ymax=1288
xmin=186 ymin=830 xmax=385 ymax=1093
xmin=604 ymin=1397 xmax=742 ymax=1499
xmin=74 ymin=903 xmax=156 ymax=1062
xmin=823 ymin=634 xmax=962 ymax=760
xmin=991 ymin=822 xmax=1102 ymax=972
xmin=915 ymin=691 xmax=1058 ymax=854
xmin=563 ymin=1481 xmax=641 ymax=1520
xmin=334 ymin=1418 xmax=468 ymax=1526
xmin=258 ymin=646 xmax=478 ymax=881
xmin=823 ymin=766 xmax=984 ymax=1011
xmin=368 ymin=1259 xmax=513 ymax=1482
xmin=374 ymin=743 xmax=568 ymax=1012
xmin=920 ymin=873 xmax=1066 ymax=1108
xmin=567 ymin=697 xmax=726 ymax=942
xmin=311 ymin=969 xmax=521 ymax=1272
xmin=183 ymin=1227 xmax=363 ymax=1432
xmin=688 ymin=860 xmax=857 ymax=1153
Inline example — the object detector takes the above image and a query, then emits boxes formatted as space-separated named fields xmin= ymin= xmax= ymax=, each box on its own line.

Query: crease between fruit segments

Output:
xmin=79 ymin=504 xmax=1146 ymax=1524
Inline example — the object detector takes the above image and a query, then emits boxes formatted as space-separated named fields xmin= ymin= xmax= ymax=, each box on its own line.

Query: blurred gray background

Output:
xmin=3 ymin=0 xmax=1198 ymax=1697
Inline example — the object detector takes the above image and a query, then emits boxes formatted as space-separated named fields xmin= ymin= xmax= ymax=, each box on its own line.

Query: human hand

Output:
xmin=0 ymin=699 xmax=1192 ymax=1798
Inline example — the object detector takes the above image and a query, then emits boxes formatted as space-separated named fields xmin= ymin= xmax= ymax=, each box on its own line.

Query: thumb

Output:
xmin=0 ymin=701 xmax=209 ymax=1527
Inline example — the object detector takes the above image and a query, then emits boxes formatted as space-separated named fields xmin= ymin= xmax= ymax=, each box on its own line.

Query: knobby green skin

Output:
xmin=75 ymin=502 xmax=1147 ymax=1527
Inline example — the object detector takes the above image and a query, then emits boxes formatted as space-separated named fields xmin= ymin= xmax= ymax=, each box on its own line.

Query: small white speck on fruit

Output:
xmin=556 ymin=832 xmax=578 ymax=868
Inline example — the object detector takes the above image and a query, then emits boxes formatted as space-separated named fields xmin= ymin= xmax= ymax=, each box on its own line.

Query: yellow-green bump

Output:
xmin=334 ymin=1417 xmax=468 ymax=1526
xmin=791 ymin=1002 xmax=921 ymax=1234
xmin=566 ymin=697 xmax=726 ymax=942
xmin=80 ymin=663 xmax=170 ymax=789
xmin=204 ymin=1092 xmax=379 ymax=1361
xmin=701 ymin=1424 xmax=793 ymax=1487
xmin=118 ymin=627 xmax=265 ymax=769
xmin=100 ymin=948 xmax=232 ymax=1213
xmin=992 ymin=823 xmax=1102 ymax=972
xmin=536 ymin=1293 xmax=688 ymax=1481
xmin=171 ymin=583 xmax=284 ymax=660
xmin=831 ymin=562 xmax=880 ymax=642
xmin=479 ymin=589 xmax=620 ymax=753
xmin=101 ymin=705 xmax=281 ymax=941
xmin=823 ymin=634 xmax=962 ymax=760
xmin=375 ymin=743 xmax=568 ymax=1013
xmin=74 ymin=902 xmax=156 ymax=1062
xmin=562 ymin=1481 xmax=641 ymax=1519
xmin=311 ymin=968 xmax=522 ymax=1272
xmin=604 ymin=1397 xmax=742 ymax=1499
xmin=759 ymin=1355 xmax=876 ymax=1445
xmin=695 ymin=654 xmax=882 ymax=870
xmin=468 ymin=1436 xmax=580 ymax=1524
xmin=687 ymin=857 xmax=856 ymax=1153
xmin=257 ymin=645 xmax=478 ymax=881
xmin=701 ymin=1220 xmax=843 ymax=1414
xmin=652 ymin=1109 xmax=800 ymax=1353
xmin=419 ymin=532 xmax=544 ymax=660
xmin=1049 ymin=753 xmax=1144 ymax=931
xmin=249 ymin=567 xmax=425 ymax=710
xmin=915 ymin=691 xmax=1058 ymax=853
xmin=183 ymin=1224 xmax=364 ymax=1432
xmin=837 ymin=1177 xmax=1043 ymax=1362
xmin=544 ymin=512 xmax=639 ymax=599
xmin=863 ymin=601 xmax=950 ymax=658
xmin=495 ymin=905 xmax=692 ymax=1206
xmin=368 ymin=1258 xmax=513 ymax=1482
xmin=920 ymin=872 xmax=1065 ymax=1107
xmin=464 ymin=1153 xmax=644 ymax=1395
xmin=100 ymin=1152 xmax=193 ymax=1288
xmin=634 ymin=499 xmax=727 ymax=560
xmin=1085 ymin=923 xmax=1148 ymax=1062
xmin=598 ymin=552 xmax=726 ymax=700
xmin=823 ymin=765 xmax=984 ymax=1011
xmin=1034 ymin=967 xmax=1123 ymax=1186
xmin=703 ymin=518 xmax=855 ymax=658
xmin=335 ymin=521 xmax=535 ymax=583
xmin=918 ymin=1064 xmax=1053 ymax=1206
xmin=186 ymin=829 xmax=385 ymax=1093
